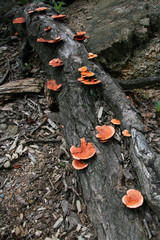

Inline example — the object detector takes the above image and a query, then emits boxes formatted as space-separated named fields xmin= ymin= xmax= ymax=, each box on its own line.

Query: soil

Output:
xmin=0 ymin=1 xmax=160 ymax=240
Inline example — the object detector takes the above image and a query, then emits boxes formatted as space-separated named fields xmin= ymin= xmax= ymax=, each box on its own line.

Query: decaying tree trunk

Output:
xmin=14 ymin=3 xmax=160 ymax=239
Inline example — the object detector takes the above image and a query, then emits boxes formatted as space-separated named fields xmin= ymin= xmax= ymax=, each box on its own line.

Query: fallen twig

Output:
xmin=25 ymin=138 xmax=61 ymax=144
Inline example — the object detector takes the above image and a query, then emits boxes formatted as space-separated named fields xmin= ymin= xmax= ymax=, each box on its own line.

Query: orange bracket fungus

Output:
xmin=74 ymin=31 xmax=88 ymax=41
xmin=70 ymin=138 xmax=96 ymax=160
xmin=122 ymin=129 xmax=131 ymax=137
xmin=47 ymin=79 xmax=62 ymax=91
xmin=35 ymin=7 xmax=48 ymax=12
xmin=44 ymin=26 xmax=51 ymax=32
xmin=37 ymin=38 xmax=48 ymax=43
xmin=122 ymin=189 xmax=144 ymax=208
xmin=28 ymin=10 xmax=35 ymax=15
xmin=81 ymin=71 xmax=95 ymax=78
xmin=13 ymin=17 xmax=25 ymax=24
xmin=37 ymin=37 xmax=62 ymax=43
xmin=96 ymin=125 xmax=115 ymax=142
xmin=52 ymin=14 xmax=66 ymax=21
xmin=49 ymin=58 xmax=64 ymax=67
xmin=78 ymin=66 xmax=88 ymax=72
xmin=72 ymin=159 xmax=88 ymax=170
xmin=78 ymin=66 xmax=101 ymax=85
xmin=111 ymin=118 xmax=121 ymax=125
xmin=88 ymin=52 xmax=98 ymax=59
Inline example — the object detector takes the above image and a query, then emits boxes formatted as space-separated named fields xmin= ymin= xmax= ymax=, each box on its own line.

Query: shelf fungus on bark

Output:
xmin=47 ymin=79 xmax=62 ymax=91
xmin=72 ymin=159 xmax=88 ymax=170
xmin=78 ymin=66 xmax=101 ymax=85
xmin=111 ymin=118 xmax=121 ymax=125
xmin=88 ymin=52 xmax=98 ymax=59
xmin=122 ymin=129 xmax=131 ymax=137
xmin=52 ymin=14 xmax=66 ymax=21
xmin=122 ymin=189 xmax=144 ymax=208
xmin=49 ymin=58 xmax=64 ymax=67
xmin=74 ymin=32 xmax=88 ymax=41
xmin=70 ymin=138 xmax=96 ymax=160
xmin=96 ymin=125 xmax=115 ymax=142
xmin=35 ymin=7 xmax=48 ymax=12
xmin=13 ymin=17 xmax=25 ymax=24
xmin=44 ymin=26 xmax=51 ymax=32
xmin=37 ymin=37 xmax=62 ymax=43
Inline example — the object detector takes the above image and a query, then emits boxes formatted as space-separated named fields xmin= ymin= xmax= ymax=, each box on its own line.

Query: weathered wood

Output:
xmin=14 ymin=3 xmax=160 ymax=239
xmin=0 ymin=78 xmax=44 ymax=99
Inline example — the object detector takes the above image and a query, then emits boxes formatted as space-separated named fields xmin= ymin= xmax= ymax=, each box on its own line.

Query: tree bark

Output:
xmin=14 ymin=3 xmax=160 ymax=239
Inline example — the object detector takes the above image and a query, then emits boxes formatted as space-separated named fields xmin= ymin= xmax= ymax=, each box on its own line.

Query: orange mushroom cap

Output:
xmin=28 ymin=10 xmax=34 ymax=15
xmin=81 ymin=71 xmax=95 ymax=78
xmin=122 ymin=189 xmax=144 ymax=208
xmin=88 ymin=52 xmax=98 ymax=59
xmin=37 ymin=38 xmax=48 ymax=43
xmin=78 ymin=77 xmax=85 ymax=82
xmin=37 ymin=37 xmax=62 ymax=43
xmin=122 ymin=129 xmax=131 ymax=137
xmin=49 ymin=58 xmax=64 ymax=67
xmin=70 ymin=138 xmax=96 ymax=160
xmin=111 ymin=118 xmax=121 ymax=125
xmin=78 ymin=66 xmax=87 ymax=72
xmin=13 ymin=17 xmax=25 ymax=24
xmin=80 ymin=79 xmax=101 ymax=85
xmin=74 ymin=36 xmax=88 ymax=41
xmin=72 ymin=159 xmax=88 ymax=170
xmin=47 ymin=79 xmax=62 ymax=91
xmin=52 ymin=14 xmax=66 ymax=20
xmin=75 ymin=31 xmax=86 ymax=37
xmin=35 ymin=7 xmax=47 ymax=12
xmin=44 ymin=26 xmax=51 ymax=32
xmin=96 ymin=125 xmax=115 ymax=140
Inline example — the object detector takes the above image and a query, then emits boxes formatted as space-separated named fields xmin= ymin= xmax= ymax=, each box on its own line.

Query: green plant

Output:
xmin=33 ymin=0 xmax=66 ymax=13
xmin=17 ymin=0 xmax=32 ymax=5
xmin=155 ymin=101 xmax=160 ymax=113
xmin=24 ymin=63 xmax=31 ymax=71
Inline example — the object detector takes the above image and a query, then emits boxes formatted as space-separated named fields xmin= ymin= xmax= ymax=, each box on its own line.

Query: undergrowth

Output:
xmin=17 ymin=0 xmax=66 ymax=13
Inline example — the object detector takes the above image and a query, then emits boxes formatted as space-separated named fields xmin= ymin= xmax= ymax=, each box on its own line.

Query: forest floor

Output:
xmin=0 ymin=1 xmax=160 ymax=240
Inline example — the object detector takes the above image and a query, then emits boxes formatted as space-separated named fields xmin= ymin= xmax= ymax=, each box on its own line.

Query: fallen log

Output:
xmin=0 ymin=78 xmax=44 ymax=100
xmin=14 ymin=3 xmax=160 ymax=239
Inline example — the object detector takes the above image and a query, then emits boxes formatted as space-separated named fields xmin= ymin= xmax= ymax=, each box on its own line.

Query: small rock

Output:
xmin=45 ymin=237 xmax=60 ymax=240
xmin=61 ymin=199 xmax=68 ymax=216
xmin=3 ymin=160 xmax=11 ymax=168
xmin=35 ymin=230 xmax=42 ymax=237
xmin=86 ymin=16 xmax=92 ymax=20
xmin=53 ymin=217 xmax=63 ymax=229
xmin=0 ymin=193 xmax=5 ymax=199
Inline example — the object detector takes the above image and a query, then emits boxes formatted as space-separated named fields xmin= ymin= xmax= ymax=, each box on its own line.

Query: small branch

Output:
xmin=116 ymin=76 xmax=160 ymax=90
xmin=143 ymin=219 xmax=152 ymax=239
xmin=25 ymin=138 xmax=61 ymax=144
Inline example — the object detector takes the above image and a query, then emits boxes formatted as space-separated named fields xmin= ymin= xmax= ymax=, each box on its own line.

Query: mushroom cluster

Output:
xmin=78 ymin=66 xmax=101 ymax=85
xmin=74 ymin=32 xmax=88 ymax=41
xmin=70 ymin=138 xmax=96 ymax=170
xmin=13 ymin=6 xmax=141 ymax=210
